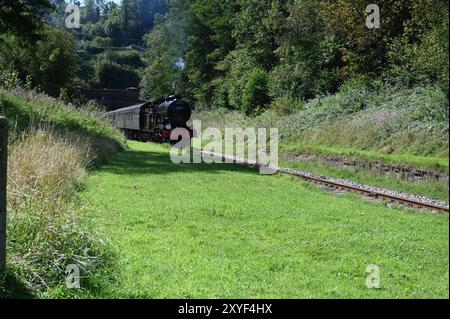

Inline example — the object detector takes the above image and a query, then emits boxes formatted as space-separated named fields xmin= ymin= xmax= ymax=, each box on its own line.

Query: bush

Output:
xmin=241 ymin=69 xmax=269 ymax=115
xmin=93 ymin=50 xmax=143 ymax=89
xmin=114 ymin=51 xmax=144 ymax=68
xmin=0 ymin=28 xmax=79 ymax=97
xmin=334 ymin=78 xmax=376 ymax=114
xmin=98 ymin=50 xmax=144 ymax=68
xmin=269 ymin=97 xmax=304 ymax=115
xmin=92 ymin=36 xmax=113 ymax=47
xmin=94 ymin=60 xmax=140 ymax=89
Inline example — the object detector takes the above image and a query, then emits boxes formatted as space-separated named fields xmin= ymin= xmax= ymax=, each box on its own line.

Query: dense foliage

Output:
xmin=141 ymin=0 xmax=449 ymax=114
xmin=0 ymin=0 xmax=52 ymax=39
xmin=1 ymin=1 xmax=167 ymax=96
xmin=2 ymin=1 xmax=446 ymax=107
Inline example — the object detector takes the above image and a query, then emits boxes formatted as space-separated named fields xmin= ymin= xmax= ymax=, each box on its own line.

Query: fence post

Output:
xmin=0 ymin=117 xmax=7 ymax=272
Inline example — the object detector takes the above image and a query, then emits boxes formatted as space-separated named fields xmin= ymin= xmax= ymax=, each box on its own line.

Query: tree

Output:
xmin=184 ymin=0 xmax=239 ymax=105
xmin=0 ymin=27 xmax=79 ymax=96
xmin=139 ymin=0 xmax=449 ymax=112
xmin=34 ymin=28 xmax=79 ymax=95
xmin=210 ymin=0 xmax=283 ymax=109
xmin=269 ymin=0 xmax=342 ymax=100
xmin=242 ymin=68 xmax=269 ymax=115
xmin=140 ymin=0 xmax=192 ymax=100
xmin=0 ymin=0 xmax=53 ymax=39
xmin=385 ymin=0 xmax=449 ymax=92
xmin=83 ymin=0 xmax=101 ymax=24
xmin=318 ymin=0 xmax=416 ymax=80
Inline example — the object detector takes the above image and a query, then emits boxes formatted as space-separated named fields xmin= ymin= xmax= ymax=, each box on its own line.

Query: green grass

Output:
xmin=0 ymin=89 xmax=126 ymax=162
xmin=280 ymin=143 xmax=449 ymax=172
xmin=195 ymin=139 xmax=449 ymax=201
xmin=0 ymin=89 xmax=125 ymax=298
xmin=81 ymin=141 xmax=449 ymax=298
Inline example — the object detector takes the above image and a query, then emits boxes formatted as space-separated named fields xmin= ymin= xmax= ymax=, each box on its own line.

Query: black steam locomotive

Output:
xmin=105 ymin=96 xmax=193 ymax=143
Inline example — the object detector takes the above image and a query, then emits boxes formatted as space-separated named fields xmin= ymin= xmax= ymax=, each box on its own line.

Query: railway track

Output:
xmin=200 ymin=150 xmax=450 ymax=214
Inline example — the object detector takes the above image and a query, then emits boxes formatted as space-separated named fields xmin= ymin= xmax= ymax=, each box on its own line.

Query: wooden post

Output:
xmin=0 ymin=117 xmax=7 ymax=272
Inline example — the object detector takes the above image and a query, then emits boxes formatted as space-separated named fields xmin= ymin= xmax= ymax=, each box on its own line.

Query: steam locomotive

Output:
xmin=105 ymin=96 xmax=193 ymax=143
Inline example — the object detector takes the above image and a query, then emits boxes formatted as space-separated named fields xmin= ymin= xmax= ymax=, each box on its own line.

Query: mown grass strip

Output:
xmin=82 ymin=141 xmax=449 ymax=298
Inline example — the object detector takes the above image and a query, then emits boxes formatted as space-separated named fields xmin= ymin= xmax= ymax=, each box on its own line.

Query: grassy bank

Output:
xmin=83 ymin=142 xmax=448 ymax=298
xmin=0 ymin=89 xmax=125 ymax=298
xmin=0 ymin=88 xmax=126 ymax=163
xmin=192 ymin=84 xmax=449 ymax=201
xmin=194 ymin=84 xmax=449 ymax=167
xmin=280 ymin=144 xmax=449 ymax=172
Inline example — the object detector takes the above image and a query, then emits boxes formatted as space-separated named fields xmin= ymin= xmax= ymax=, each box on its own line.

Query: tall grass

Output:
xmin=0 ymin=89 xmax=125 ymax=298
xmin=8 ymin=129 xmax=91 ymax=208
xmin=0 ymin=87 xmax=126 ymax=153
xmin=0 ymin=128 xmax=117 ymax=298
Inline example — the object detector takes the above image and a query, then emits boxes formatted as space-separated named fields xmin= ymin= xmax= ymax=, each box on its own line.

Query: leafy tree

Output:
xmin=0 ymin=27 xmax=79 ymax=96
xmin=318 ymin=0 xmax=425 ymax=81
xmin=232 ymin=0 xmax=281 ymax=69
xmin=0 ymin=0 xmax=53 ymax=39
xmin=384 ymin=0 xmax=449 ymax=92
xmin=34 ymin=27 xmax=79 ymax=95
xmin=94 ymin=60 xmax=140 ymax=89
xmin=139 ymin=0 xmax=449 ymax=112
xmin=269 ymin=0 xmax=342 ymax=100
xmin=211 ymin=0 xmax=283 ymax=109
xmin=184 ymin=0 xmax=239 ymax=105
xmin=83 ymin=0 xmax=101 ymax=24
xmin=140 ymin=0 xmax=192 ymax=100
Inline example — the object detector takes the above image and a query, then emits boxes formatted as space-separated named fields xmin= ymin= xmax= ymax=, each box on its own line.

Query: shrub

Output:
xmin=269 ymin=97 xmax=304 ymax=116
xmin=92 ymin=36 xmax=113 ymax=47
xmin=94 ymin=60 xmax=140 ymax=89
xmin=0 ymin=28 xmax=79 ymax=97
xmin=195 ymin=83 xmax=449 ymax=157
xmin=98 ymin=50 xmax=144 ymax=69
xmin=241 ymin=69 xmax=269 ymax=115
xmin=114 ymin=51 xmax=144 ymax=68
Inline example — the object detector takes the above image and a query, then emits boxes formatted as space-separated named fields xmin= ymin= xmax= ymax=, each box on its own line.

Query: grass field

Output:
xmin=81 ymin=141 xmax=449 ymax=298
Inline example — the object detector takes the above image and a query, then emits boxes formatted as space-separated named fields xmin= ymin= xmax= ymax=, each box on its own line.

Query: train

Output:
xmin=105 ymin=96 xmax=193 ymax=143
